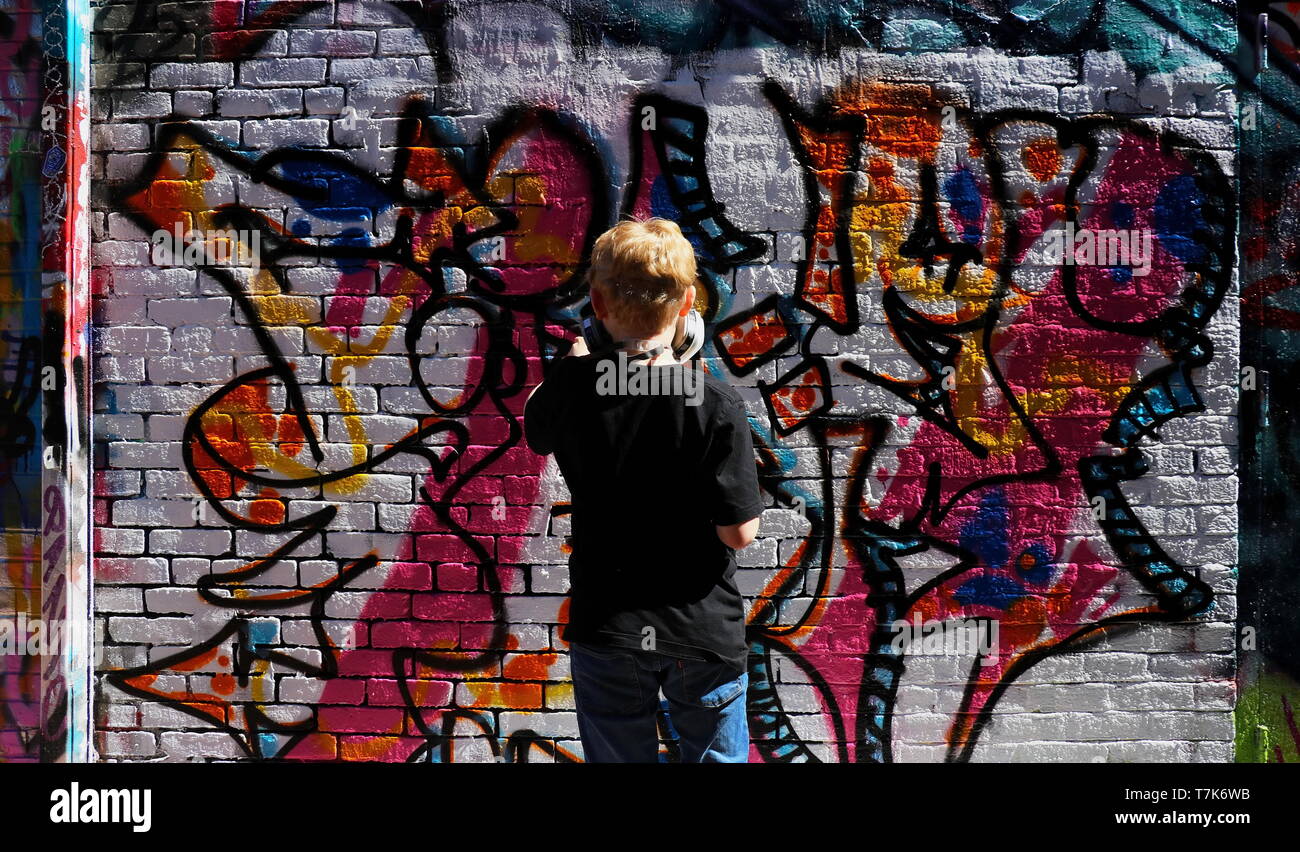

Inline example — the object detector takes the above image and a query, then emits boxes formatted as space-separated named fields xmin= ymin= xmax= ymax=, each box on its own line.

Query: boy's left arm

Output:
xmin=524 ymin=335 xmax=588 ymax=455
xmin=523 ymin=374 xmax=557 ymax=456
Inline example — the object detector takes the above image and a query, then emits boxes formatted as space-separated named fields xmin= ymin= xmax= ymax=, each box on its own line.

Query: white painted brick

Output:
xmin=286 ymin=501 xmax=375 ymax=531
xmin=238 ymin=58 xmax=328 ymax=88
xmin=160 ymin=732 xmax=249 ymax=760
xmin=96 ymin=587 xmax=145 ymax=613
xmin=93 ymin=122 xmax=150 ymax=151
xmin=99 ymin=731 xmax=158 ymax=758
xmin=148 ymin=528 xmax=232 ymax=556
xmin=97 ymin=355 xmax=145 ymax=382
xmin=210 ymin=325 xmax=304 ymax=355
xmin=143 ymin=587 xmax=205 ymax=615
xmin=96 ymin=557 xmax=170 ymax=585
xmin=304 ymin=86 xmax=345 ymax=114
xmin=290 ymin=29 xmax=377 ymax=57
xmin=211 ymin=557 xmax=296 ymax=588
xmin=112 ymin=498 xmax=197 ymax=527
xmin=215 ymin=87 xmax=305 ymax=117
xmin=108 ymin=441 xmax=181 ymax=468
xmin=148 ymin=297 xmax=233 ymax=327
xmin=93 ymin=239 xmax=150 ymax=266
xmin=147 ymin=356 xmax=234 ymax=384
xmin=151 ymin=62 xmax=234 ymax=88
xmin=243 ymin=118 xmax=331 ymax=148
xmin=236 ymin=529 xmax=323 ymax=558
xmin=112 ymin=91 xmax=172 ymax=119
xmin=109 ymin=616 xmax=196 ymax=644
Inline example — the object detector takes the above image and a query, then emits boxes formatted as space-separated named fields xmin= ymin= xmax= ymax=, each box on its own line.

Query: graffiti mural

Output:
xmin=89 ymin=0 xmax=1241 ymax=762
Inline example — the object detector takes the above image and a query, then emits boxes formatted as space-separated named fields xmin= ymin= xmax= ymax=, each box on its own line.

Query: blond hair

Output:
xmin=587 ymin=217 xmax=697 ymax=337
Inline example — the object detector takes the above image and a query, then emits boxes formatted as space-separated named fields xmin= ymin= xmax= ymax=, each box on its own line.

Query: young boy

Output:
xmin=524 ymin=217 xmax=763 ymax=763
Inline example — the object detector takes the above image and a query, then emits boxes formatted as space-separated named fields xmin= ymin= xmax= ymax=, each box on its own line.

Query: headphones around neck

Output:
xmin=579 ymin=300 xmax=705 ymax=362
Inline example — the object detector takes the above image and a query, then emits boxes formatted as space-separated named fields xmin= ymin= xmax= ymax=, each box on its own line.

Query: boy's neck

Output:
xmin=605 ymin=322 xmax=677 ymax=364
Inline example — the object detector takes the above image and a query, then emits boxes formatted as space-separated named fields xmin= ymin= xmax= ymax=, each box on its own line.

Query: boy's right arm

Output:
xmin=524 ymin=361 xmax=563 ymax=456
xmin=525 ymin=335 xmax=588 ymax=455
xmin=716 ymin=516 xmax=760 ymax=550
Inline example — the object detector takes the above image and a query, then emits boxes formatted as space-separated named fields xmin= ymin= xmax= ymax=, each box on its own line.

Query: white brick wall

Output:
xmin=89 ymin=0 xmax=1239 ymax=763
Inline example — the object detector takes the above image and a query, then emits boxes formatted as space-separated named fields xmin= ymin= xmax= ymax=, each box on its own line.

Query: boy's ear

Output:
xmin=591 ymin=287 xmax=606 ymax=319
xmin=680 ymin=284 xmax=696 ymax=317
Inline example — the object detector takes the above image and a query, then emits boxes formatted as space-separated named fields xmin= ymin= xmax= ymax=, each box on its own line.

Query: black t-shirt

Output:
xmin=523 ymin=351 xmax=764 ymax=672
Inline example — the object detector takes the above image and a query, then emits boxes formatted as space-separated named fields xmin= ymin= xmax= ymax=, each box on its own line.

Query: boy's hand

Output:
xmin=527 ymin=333 xmax=589 ymax=406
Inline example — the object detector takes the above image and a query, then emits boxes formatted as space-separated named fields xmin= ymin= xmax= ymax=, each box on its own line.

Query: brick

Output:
xmin=148 ymin=528 xmax=232 ymax=556
xmin=147 ymin=297 xmax=233 ymax=327
xmin=109 ymin=616 xmax=195 ymax=643
xmin=238 ymin=58 xmax=327 ymax=87
xmin=151 ymin=62 xmax=234 ymax=88
xmin=215 ymin=88 xmax=304 ymax=117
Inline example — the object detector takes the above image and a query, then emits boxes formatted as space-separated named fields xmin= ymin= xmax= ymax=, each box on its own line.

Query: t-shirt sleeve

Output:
xmin=524 ymin=361 xmax=564 ymax=456
xmin=706 ymin=393 xmax=764 ymax=526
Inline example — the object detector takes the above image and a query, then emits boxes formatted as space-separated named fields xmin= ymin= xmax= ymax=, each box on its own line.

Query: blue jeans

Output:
xmin=569 ymin=640 xmax=749 ymax=763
